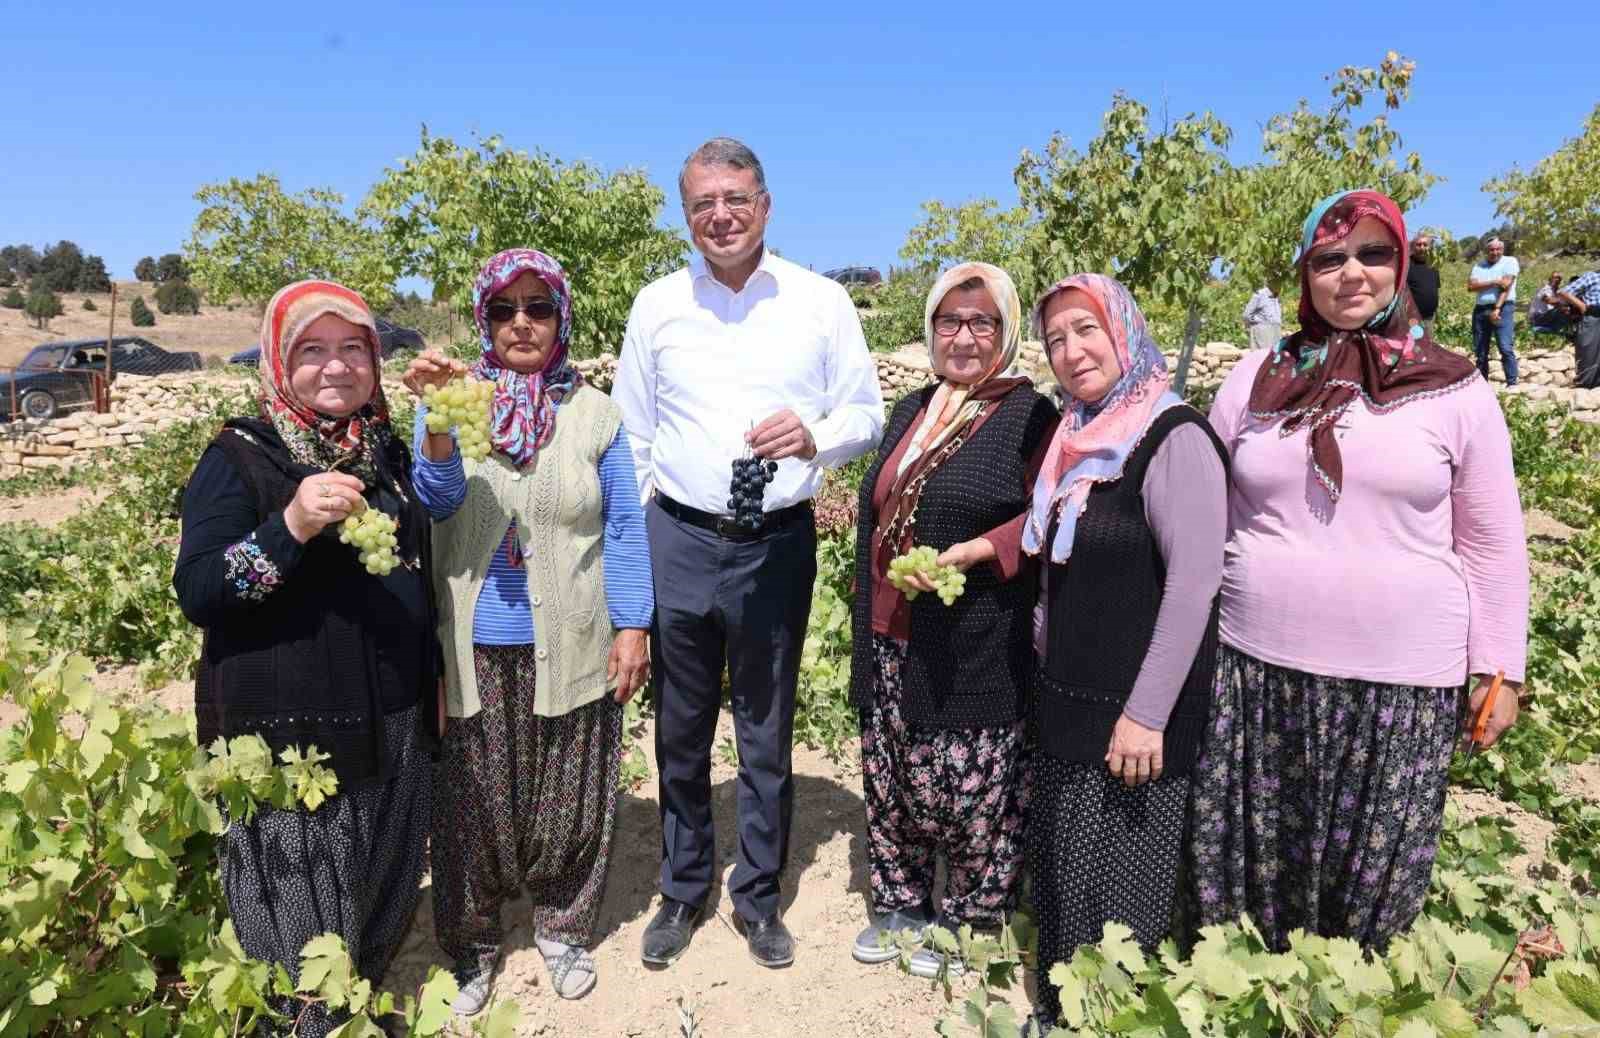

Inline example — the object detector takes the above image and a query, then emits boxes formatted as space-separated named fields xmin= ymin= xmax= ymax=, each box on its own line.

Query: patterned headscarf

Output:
xmin=1247 ymin=189 xmax=1476 ymax=501
xmin=258 ymin=279 xmax=388 ymax=483
xmin=469 ymin=248 xmax=583 ymax=468
xmin=896 ymin=262 xmax=1028 ymax=478
xmin=1022 ymin=274 xmax=1182 ymax=563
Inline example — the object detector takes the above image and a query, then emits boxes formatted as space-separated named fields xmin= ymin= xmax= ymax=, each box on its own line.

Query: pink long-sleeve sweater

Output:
xmin=1209 ymin=349 xmax=1529 ymax=687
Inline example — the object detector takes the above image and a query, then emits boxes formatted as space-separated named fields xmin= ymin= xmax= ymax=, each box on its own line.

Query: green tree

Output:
xmin=129 ymin=295 xmax=156 ymax=326
xmin=37 ymin=240 xmax=85 ymax=292
xmin=1225 ymin=53 xmax=1437 ymax=296
xmin=1016 ymin=94 xmax=1234 ymax=386
xmin=186 ymin=173 xmax=395 ymax=309
xmin=134 ymin=255 xmax=158 ymax=281
xmin=156 ymin=252 xmax=190 ymax=282
xmin=898 ymin=199 xmax=1035 ymax=288
xmin=24 ymin=285 xmax=63 ymax=329
xmin=78 ymin=254 xmax=111 ymax=292
xmin=1485 ymin=103 xmax=1600 ymax=254
xmin=1 ymin=286 xmax=24 ymax=309
xmin=362 ymin=129 xmax=687 ymax=358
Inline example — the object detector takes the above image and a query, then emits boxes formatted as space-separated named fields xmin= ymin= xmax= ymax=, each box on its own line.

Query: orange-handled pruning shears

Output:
xmin=1465 ymin=670 xmax=1505 ymax=757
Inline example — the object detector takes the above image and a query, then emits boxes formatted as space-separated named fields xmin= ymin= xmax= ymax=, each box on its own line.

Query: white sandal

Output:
xmin=544 ymin=944 xmax=597 ymax=1000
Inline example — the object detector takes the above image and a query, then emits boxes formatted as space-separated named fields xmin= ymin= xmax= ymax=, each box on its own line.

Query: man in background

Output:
xmin=1241 ymin=283 xmax=1281 ymax=351
xmin=1555 ymin=270 xmax=1600 ymax=389
xmin=1405 ymin=234 xmax=1441 ymax=335
xmin=1529 ymin=273 xmax=1575 ymax=336
xmin=1467 ymin=237 xmax=1520 ymax=385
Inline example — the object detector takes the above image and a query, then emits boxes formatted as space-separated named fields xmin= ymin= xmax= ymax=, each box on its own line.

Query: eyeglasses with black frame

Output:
xmin=485 ymin=299 xmax=558 ymax=323
xmin=931 ymin=314 xmax=1001 ymax=339
xmin=1306 ymin=243 xmax=1400 ymax=276
xmin=685 ymin=191 xmax=766 ymax=220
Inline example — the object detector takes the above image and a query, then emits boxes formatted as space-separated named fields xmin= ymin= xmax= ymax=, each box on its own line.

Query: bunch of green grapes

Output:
xmin=339 ymin=506 xmax=400 ymax=576
xmin=422 ymin=377 xmax=495 ymax=462
xmin=886 ymin=545 xmax=968 ymax=606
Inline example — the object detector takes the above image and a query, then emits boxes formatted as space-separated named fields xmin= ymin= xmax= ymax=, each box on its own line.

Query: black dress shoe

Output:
xmin=734 ymin=912 xmax=795 ymax=968
xmin=641 ymin=897 xmax=701 ymax=966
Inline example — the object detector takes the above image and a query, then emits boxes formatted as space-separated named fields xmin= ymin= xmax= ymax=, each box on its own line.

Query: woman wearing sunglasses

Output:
xmin=1190 ymin=190 xmax=1528 ymax=951
xmin=403 ymin=248 xmax=653 ymax=1012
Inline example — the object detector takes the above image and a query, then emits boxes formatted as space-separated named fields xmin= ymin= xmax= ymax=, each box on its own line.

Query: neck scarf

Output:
xmin=1022 ymin=274 xmax=1182 ymax=562
xmin=469 ymin=248 xmax=583 ymax=468
xmin=1247 ymin=189 xmax=1477 ymax=501
xmin=258 ymin=279 xmax=388 ymax=483
xmin=873 ymin=263 xmax=1030 ymax=560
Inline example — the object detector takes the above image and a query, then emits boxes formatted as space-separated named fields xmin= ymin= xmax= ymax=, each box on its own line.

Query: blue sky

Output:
xmin=2 ymin=1 xmax=1596 ymax=283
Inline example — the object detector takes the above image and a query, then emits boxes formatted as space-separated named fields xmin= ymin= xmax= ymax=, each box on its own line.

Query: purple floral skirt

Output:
xmin=1187 ymin=644 xmax=1463 ymax=950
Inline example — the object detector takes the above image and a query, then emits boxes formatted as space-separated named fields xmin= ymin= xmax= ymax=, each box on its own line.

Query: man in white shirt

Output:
xmin=1467 ymin=237 xmax=1522 ymax=384
xmin=613 ymin=138 xmax=883 ymax=970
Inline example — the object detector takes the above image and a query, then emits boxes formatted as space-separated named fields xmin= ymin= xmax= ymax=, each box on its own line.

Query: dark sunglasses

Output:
xmin=1306 ymin=243 xmax=1400 ymax=276
xmin=485 ymin=299 xmax=558 ymax=323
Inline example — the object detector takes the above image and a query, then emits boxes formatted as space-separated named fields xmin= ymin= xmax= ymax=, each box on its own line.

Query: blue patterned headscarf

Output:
xmin=469 ymin=248 xmax=583 ymax=468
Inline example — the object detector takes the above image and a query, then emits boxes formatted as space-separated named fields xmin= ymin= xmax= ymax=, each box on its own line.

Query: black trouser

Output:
xmin=646 ymin=498 xmax=816 ymax=920
xmin=1576 ymin=314 xmax=1600 ymax=389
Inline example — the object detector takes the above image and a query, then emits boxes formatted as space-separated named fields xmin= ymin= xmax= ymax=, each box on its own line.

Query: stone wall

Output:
xmin=3 ymin=343 xmax=1593 ymax=481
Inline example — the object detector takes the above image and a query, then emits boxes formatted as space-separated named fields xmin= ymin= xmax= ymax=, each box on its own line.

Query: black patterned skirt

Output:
xmin=1028 ymin=755 xmax=1190 ymax=1023
xmin=1186 ymin=644 xmax=1463 ymax=951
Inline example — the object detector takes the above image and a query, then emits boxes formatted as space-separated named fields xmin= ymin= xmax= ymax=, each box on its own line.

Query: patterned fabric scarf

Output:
xmin=874 ymin=262 xmax=1030 ymax=561
xmin=1247 ymin=189 xmax=1477 ymax=501
xmin=257 ymin=279 xmax=389 ymax=483
xmin=469 ymin=248 xmax=583 ymax=469
xmin=1022 ymin=274 xmax=1182 ymax=563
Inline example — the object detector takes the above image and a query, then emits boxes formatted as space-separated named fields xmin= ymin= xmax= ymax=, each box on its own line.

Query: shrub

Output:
xmin=82 ymin=298 xmax=97 ymax=311
xmin=1 ymin=286 xmax=23 ymax=309
xmin=24 ymin=286 xmax=62 ymax=329
xmin=129 ymin=295 xmax=156 ymax=326
xmin=0 ymin=269 xmax=13 ymax=288
xmin=156 ymin=279 xmax=201 ymax=315
xmin=134 ymin=255 xmax=158 ymax=281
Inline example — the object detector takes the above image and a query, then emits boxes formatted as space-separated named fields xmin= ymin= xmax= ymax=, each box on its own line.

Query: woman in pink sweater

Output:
xmin=1189 ymin=190 xmax=1529 ymax=950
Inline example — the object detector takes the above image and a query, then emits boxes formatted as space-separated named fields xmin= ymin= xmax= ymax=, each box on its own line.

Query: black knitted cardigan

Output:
xmin=850 ymin=384 xmax=1058 ymax=728
xmin=1033 ymin=405 xmax=1228 ymax=776
xmin=191 ymin=419 xmax=440 ymax=787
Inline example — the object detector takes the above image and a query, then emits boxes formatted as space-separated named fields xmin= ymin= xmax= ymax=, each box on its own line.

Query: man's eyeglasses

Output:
xmin=932 ymin=314 xmax=1000 ymax=339
xmin=1306 ymin=243 xmax=1400 ymax=276
xmin=686 ymin=191 xmax=765 ymax=219
xmin=485 ymin=299 xmax=558 ymax=323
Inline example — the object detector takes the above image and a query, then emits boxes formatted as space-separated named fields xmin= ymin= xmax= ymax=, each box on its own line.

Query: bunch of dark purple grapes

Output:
xmin=727 ymin=454 xmax=778 ymax=533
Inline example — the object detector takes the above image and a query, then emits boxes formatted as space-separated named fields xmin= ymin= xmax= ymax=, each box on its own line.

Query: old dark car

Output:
xmin=822 ymin=266 xmax=883 ymax=288
xmin=226 ymin=317 xmax=426 ymax=366
xmin=1 ymin=337 xmax=203 ymax=421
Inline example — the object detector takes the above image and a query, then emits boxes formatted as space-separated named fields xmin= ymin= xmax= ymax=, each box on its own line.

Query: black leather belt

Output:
xmin=656 ymin=494 xmax=812 ymax=540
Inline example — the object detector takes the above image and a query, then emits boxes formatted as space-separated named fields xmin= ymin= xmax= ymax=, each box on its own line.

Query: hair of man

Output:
xmin=678 ymin=137 xmax=767 ymax=201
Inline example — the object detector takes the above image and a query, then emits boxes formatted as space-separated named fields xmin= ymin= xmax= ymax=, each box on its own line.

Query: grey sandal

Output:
xmin=546 ymin=944 xmax=597 ymax=1000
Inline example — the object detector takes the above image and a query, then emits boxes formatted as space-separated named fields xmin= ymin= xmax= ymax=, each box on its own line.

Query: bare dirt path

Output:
xmin=0 ymin=485 xmax=107 ymax=527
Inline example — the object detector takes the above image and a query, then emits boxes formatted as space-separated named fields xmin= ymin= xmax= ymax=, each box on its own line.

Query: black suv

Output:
xmin=1 ymin=337 xmax=203 ymax=421
xmin=823 ymin=266 xmax=883 ymax=288
xmin=227 ymin=318 xmax=426 ymax=366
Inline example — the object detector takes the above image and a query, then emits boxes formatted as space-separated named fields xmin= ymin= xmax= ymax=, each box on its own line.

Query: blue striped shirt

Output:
xmin=411 ymin=405 xmax=654 ymax=645
xmin=1565 ymin=270 xmax=1600 ymax=308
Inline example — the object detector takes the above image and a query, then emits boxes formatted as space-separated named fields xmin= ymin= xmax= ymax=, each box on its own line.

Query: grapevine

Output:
xmin=887 ymin=545 xmax=967 ymax=605
xmin=422 ymin=377 xmax=494 ymax=462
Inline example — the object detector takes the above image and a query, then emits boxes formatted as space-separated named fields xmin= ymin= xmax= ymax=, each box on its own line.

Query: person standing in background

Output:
xmin=1405 ymin=234 xmax=1441 ymax=336
xmin=1241 ymin=284 xmax=1282 ymax=351
xmin=1467 ymin=237 xmax=1520 ymax=384
xmin=1555 ymin=270 xmax=1600 ymax=388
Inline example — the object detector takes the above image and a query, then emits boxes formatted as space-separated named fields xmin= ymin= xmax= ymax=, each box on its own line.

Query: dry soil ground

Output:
xmin=0 ymin=281 xmax=262 ymax=369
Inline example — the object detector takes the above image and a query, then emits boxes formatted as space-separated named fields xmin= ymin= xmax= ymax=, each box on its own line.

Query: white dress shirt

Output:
xmin=613 ymin=249 xmax=885 ymax=513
